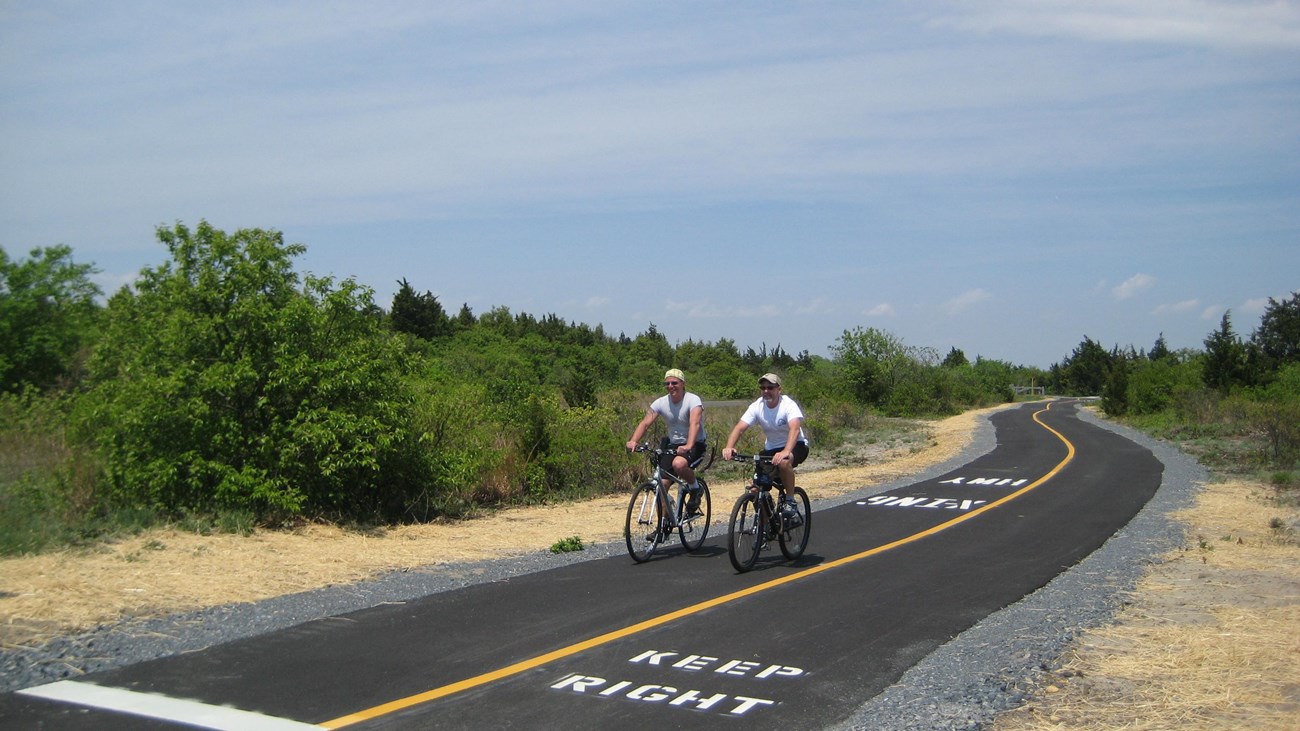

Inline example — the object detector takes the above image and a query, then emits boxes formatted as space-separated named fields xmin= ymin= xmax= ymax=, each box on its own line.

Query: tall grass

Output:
xmin=0 ymin=392 xmax=107 ymax=554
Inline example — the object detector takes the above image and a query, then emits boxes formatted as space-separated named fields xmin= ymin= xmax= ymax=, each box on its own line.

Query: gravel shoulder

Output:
xmin=832 ymin=406 xmax=1210 ymax=730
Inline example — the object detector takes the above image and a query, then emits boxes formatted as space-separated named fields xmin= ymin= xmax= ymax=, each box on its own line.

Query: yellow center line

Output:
xmin=321 ymin=402 xmax=1075 ymax=728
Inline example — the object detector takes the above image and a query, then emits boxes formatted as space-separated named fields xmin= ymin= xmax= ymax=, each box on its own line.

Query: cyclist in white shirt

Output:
xmin=626 ymin=368 xmax=707 ymax=524
xmin=722 ymin=373 xmax=809 ymax=515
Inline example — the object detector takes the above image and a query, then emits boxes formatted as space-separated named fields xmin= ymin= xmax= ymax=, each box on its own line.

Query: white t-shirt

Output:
xmin=650 ymin=392 xmax=707 ymax=445
xmin=740 ymin=395 xmax=807 ymax=450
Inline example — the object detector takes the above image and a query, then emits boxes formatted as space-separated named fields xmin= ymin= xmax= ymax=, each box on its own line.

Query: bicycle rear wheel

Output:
xmin=728 ymin=491 xmax=764 ymax=572
xmin=677 ymin=478 xmax=711 ymax=552
xmin=778 ymin=486 xmax=811 ymax=560
xmin=625 ymin=482 xmax=664 ymax=563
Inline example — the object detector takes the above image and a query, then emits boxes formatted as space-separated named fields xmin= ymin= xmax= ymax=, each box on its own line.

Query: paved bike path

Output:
xmin=3 ymin=400 xmax=1163 ymax=729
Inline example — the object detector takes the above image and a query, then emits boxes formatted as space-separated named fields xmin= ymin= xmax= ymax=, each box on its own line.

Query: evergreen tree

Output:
xmin=455 ymin=302 xmax=476 ymax=330
xmin=1149 ymin=332 xmax=1171 ymax=361
xmin=1102 ymin=357 xmax=1130 ymax=416
xmin=1058 ymin=336 xmax=1112 ymax=395
xmin=389 ymin=278 xmax=450 ymax=339
xmin=1251 ymin=291 xmax=1300 ymax=368
xmin=942 ymin=347 xmax=969 ymax=368
xmin=1203 ymin=312 xmax=1247 ymax=393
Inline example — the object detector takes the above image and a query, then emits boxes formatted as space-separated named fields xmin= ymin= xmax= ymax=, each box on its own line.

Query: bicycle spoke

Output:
xmin=624 ymin=482 xmax=663 ymax=563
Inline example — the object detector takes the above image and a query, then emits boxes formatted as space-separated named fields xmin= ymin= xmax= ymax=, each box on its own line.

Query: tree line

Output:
xmin=2 ymin=222 xmax=1295 ymax=552
xmin=1051 ymin=299 xmax=1300 ymax=469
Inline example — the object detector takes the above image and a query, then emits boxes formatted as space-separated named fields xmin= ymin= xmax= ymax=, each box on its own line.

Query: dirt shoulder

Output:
xmin=990 ymin=477 xmax=1300 ymax=731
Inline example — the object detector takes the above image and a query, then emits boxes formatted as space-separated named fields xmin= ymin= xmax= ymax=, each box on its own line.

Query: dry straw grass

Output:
xmin=0 ymin=407 xmax=993 ymax=650
xmin=992 ymin=479 xmax=1300 ymax=731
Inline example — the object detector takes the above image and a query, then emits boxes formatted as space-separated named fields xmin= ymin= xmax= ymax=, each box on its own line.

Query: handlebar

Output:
xmin=630 ymin=442 xmax=714 ymax=472
xmin=727 ymin=452 xmax=775 ymax=464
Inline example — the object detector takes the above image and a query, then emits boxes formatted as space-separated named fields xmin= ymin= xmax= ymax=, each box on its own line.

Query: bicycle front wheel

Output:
xmin=677 ymin=478 xmax=711 ymax=552
xmin=728 ymin=491 xmax=764 ymax=572
xmin=778 ymin=486 xmax=811 ymax=560
xmin=625 ymin=482 xmax=664 ymax=563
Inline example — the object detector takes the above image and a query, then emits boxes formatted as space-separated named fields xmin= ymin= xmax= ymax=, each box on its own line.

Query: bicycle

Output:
xmin=725 ymin=452 xmax=811 ymax=572
xmin=624 ymin=443 xmax=714 ymax=563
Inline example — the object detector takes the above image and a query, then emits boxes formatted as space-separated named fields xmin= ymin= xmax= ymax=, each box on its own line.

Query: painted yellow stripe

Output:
xmin=321 ymin=402 xmax=1075 ymax=729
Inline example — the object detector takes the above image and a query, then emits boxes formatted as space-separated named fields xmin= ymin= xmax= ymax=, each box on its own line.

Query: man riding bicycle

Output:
xmin=722 ymin=372 xmax=809 ymax=519
xmin=626 ymin=368 xmax=707 ymax=526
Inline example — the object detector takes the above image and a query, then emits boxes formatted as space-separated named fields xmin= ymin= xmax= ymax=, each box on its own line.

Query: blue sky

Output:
xmin=2 ymin=1 xmax=1297 ymax=368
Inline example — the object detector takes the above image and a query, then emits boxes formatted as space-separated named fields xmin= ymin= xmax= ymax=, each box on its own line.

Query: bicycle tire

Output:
xmin=625 ymin=482 xmax=664 ymax=563
xmin=727 ymin=490 xmax=764 ymax=572
xmin=778 ymin=486 xmax=811 ymax=560
xmin=677 ymin=478 xmax=711 ymax=552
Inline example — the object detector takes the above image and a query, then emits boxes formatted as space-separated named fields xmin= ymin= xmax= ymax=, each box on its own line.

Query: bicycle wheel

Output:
xmin=778 ymin=486 xmax=811 ymax=560
xmin=625 ymin=482 xmax=664 ymax=563
xmin=728 ymin=491 xmax=764 ymax=572
xmin=677 ymin=478 xmax=711 ymax=552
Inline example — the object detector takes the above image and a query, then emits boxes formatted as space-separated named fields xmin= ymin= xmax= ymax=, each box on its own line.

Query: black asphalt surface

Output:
xmin=2 ymin=400 xmax=1164 ymax=730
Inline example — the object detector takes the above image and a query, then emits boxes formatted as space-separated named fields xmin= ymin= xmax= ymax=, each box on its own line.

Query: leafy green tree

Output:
xmin=81 ymin=221 xmax=428 ymax=521
xmin=626 ymin=323 xmax=673 ymax=367
xmin=968 ymin=356 xmax=1019 ymax=403
xmin=831 ymin=327 xmax=941 ymax=413
xmin=832 ymin=326 xmax=906 ymax=405
xmin=0 ymin=245 xmax=102 ymax=392
xmin=1203 ymin=312 xmax=1248 ymax=393
xmin=942 ymin=347 xmax=969 ymax=368
xmin=1125 ymin=354 xmax=1200 ymax=415
xmin=477 ymin=305 xmax=519 ymax=337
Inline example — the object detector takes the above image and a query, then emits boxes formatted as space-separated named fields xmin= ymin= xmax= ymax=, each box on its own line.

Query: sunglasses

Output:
xmin=664 ymin=381 xmax=682 ymax=386
xmin=760 ymin=384 xmax=779 ymax=391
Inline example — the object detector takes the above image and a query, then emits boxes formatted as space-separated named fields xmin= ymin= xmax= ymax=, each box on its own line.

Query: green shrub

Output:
xmin=78 ymin=222 xmax=432 ymax=523
xmin=550 ymin=535 xmax=584 ymax=553
xmin=538 ymin=405 xmax=625 ymax=500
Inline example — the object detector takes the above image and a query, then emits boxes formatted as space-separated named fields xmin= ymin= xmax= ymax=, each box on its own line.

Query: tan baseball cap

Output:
xmin=759 ymin=372 xmax=782 ymax=387
xmin=664 ymin=368 xmax=686 ymax=382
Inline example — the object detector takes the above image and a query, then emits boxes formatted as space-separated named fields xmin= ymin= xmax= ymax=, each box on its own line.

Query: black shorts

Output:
xmin=659 ymin=439 xmax=706 ymax=474
xmin=761 ymin=441 xmax=809 ymax=468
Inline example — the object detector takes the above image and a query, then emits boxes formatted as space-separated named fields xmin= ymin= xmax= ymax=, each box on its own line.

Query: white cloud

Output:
xmin=665 ymin=299 xmax=781 ymax=319
xmin=937 ymin=0 xmax=1300 ymax=50
xmin=1152 ymin=298 xmax=1199 ymax=315
xmin=1239 ymin=297 xmax=1270 ymax=315
xmin=944 ymin=289 xmax=992 ymax=315
xmin=584 ymin=296 xmax=610 ymax=309
xmin=795 ymin=298 xmax=835 ymax=316
xmin=1112 ymin=273 xmax=1155 ymax=300
xmin=1202 ymin=304 xmax=1226 ymax=320
xmin=865 ymin=302 xmax=896 ymax=317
